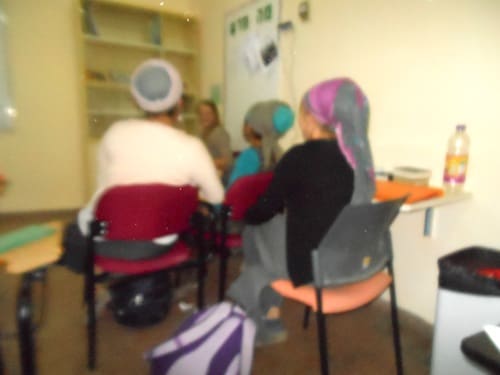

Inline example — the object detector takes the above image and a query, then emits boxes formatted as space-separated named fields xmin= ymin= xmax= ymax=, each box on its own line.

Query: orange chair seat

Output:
xmin=271 ymin=272 xmax=392 ymax=314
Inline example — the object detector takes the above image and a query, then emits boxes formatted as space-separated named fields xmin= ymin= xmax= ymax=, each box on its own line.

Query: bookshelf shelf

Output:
xmin=86 ymin=80 xmax=129 ymax=91
xmin=81 ymin=0 xmax=200 ymax=189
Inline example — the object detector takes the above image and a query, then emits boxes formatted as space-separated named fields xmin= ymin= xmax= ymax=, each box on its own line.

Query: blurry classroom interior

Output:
xmin=1 ymin=0 xmax=500 ymax=373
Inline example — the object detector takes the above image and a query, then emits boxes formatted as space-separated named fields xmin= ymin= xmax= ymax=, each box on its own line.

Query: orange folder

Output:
xmin=375 ymin=180 xmax=444 ymax=204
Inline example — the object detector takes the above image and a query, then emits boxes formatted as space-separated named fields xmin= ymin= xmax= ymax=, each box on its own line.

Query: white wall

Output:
xmin=0 ymin=0 xmax=198 ymax=212
xmin=197 ymin=0 xmax=500 ymax=323
xmin=0 ymin=0 xmax=86 ymax=212
xmin=102 ymin=0 xmax=199 ymax=14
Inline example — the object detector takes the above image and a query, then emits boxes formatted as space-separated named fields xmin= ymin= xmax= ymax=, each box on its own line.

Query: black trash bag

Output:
xmin=438 ymin=246 xmax=500 ymax=296
xmin=108 ymin=270 xmax=173 ymax=328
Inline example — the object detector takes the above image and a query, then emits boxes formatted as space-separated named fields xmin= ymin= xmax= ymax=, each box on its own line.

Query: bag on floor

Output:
xmin=108 ymin=270 xmax=173 ymax=328
xmin=145 ymin=302 xmax=256 ymax=375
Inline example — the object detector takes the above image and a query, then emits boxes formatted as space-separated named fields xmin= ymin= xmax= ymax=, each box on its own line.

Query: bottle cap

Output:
xmin=456 ymin=124 xmax=466 ymax=131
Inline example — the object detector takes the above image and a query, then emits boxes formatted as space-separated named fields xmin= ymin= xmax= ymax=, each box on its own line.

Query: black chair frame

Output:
xmin=84 ymin=211 xmax=208 ymax=370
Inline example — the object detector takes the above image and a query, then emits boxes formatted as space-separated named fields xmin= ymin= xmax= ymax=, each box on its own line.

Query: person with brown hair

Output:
xmin=197 ymin=100 xmax=233 ymax=180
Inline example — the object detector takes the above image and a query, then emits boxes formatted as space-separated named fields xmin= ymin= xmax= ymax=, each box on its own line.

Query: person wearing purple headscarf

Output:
xmin=227 ymin=78 xmax=375 ymax=346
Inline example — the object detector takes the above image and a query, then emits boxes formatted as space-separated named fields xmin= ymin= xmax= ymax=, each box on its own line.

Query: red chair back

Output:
xmin=95 ymin=184 xmax=198 ymax=240
xmin=224 ymin=172 xmax=274 ymax=220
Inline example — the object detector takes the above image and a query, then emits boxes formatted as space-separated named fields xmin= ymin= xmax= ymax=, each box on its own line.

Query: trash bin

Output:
xmin=431 ymin=247 xmax=500 ymax=375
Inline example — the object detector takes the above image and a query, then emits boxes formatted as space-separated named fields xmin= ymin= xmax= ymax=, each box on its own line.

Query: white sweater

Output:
xmin=78 ymin=119 xmax=224 ymax=236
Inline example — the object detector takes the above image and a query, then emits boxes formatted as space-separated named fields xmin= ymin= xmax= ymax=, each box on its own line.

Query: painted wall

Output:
xmin=196 ymin=0 xmax=500 ymax=322
xmin=0 ymin=0 xmax=198 ymax=213
xmin=195 ymin=0 xmax=303 ymax=147
xmin=103 ymin=0 xmax=199 ymax=15
xmin=0 ymin=0 xmax=86 ymax=212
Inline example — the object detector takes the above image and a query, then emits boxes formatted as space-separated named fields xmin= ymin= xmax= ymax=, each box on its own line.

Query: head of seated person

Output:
xmin=227 ymin=101 xmax=294 ymax=187
xmin=300 ymin=78 xmax=375 ymax=203
xmin=245 ymin=100 xmax=294 ymax=170
xmin=131 ymin=58 xmax=183 ymax=126
xmin=197 ymin=100 xmax=233 ymax=179
xmin=242 ymin=123 xmax=263 ymax=148
xmin=198 ymin=100 xmax=221 ymax=135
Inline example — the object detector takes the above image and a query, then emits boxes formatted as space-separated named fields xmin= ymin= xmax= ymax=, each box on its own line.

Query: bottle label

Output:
xmin=443 ymin=154 xmax=468 ymax=183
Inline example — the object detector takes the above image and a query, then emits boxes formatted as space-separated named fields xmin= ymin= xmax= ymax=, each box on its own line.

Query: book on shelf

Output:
xmin=150 ymin=15 xmax=162 ymax=46
xmin=82 ymin=1 xmax=99 ymax=36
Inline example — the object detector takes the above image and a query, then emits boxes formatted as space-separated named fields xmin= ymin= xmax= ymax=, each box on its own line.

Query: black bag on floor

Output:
xmin=108 ymin=270 xmax=173 ymax=328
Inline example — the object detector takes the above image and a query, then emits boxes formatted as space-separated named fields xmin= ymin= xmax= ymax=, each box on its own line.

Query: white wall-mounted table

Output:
xmin=400 ymin=191 xmax=472 ymax=236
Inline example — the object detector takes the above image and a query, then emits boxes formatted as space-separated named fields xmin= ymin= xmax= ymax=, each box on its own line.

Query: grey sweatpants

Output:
xmin=227 ymin=214 xmax=289 ymax=324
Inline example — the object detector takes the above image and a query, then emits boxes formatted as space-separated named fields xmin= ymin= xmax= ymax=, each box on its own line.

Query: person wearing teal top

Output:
xmin=227 ymin=147 xmax=262 ymax=186
xmin=227 ymin=100 xmax=294 ymax=187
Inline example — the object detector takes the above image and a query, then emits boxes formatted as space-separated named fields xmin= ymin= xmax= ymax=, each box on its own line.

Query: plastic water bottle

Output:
xmin=443 ymin=124 xmax=470 ymax=193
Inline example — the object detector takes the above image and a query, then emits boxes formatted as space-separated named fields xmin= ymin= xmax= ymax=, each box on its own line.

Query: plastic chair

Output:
xmin=217 ymin=172 xmax=274 ymax=301
xmin=271 ymin=197 xmax=405 ymax=375
xmin=84 ymin=184 xmax=207 ymax=370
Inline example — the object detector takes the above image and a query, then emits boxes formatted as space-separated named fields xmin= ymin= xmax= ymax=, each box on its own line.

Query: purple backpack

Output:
xmin=145 ymin=302 xmax=256 ymax=375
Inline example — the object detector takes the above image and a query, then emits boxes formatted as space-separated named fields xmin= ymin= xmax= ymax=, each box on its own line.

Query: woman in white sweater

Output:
xmin=61 ymin=59 xmax=224 ymax=272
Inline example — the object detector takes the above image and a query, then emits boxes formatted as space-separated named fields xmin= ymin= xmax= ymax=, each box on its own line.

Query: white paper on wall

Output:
xmin=224 ymin=0 xmax=280 ymax=150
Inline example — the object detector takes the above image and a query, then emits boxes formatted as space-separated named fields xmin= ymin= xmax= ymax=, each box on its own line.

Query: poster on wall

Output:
xmin=224 ymin=0 xmax=280 ymax=150
xmin=0 ymin=2 xmax=15 ymax=130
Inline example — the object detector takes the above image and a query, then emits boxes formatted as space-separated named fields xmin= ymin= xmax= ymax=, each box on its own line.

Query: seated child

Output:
xmin=227 ymin=100 xmax=294 ymax=187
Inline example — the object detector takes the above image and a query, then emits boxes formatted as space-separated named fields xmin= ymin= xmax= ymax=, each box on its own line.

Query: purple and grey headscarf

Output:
xmin=303 ymin=78 xmax=375 ymax=204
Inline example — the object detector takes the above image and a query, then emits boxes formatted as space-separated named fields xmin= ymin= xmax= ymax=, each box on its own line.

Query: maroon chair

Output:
xmin=84 ymin=184 xmax=206 ymax=370
xmin=217 ymin=172 xmax=274 ymax=301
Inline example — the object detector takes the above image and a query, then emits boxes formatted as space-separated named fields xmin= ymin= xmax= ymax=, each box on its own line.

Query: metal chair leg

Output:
xmin=0 ymin=341 xmax=4 ymax=375
xmin=218 ymin=248 xmax=228 ymax=302
xmin=86 ymin=271 xmax=96 ymax=370
xmin=17 ymin=274 xmax=36 ymax=375
xmin=86 ymin=221 xmax=101 ymax=371
xmin=388 ymin=262 xmax=404 ymax=375
xmin=0 ymin=343 xmax=4 ymax=375
xmin=218 ymin=208 xmax=229 ymax=302
xmin=197 ymin=262 xmax=206 ymax=309
xmin=389 ymin=282 xmax=403 ymax=375
xmin=303 ymin=306 xmax=311 ymax=329
xmin=315 ymin=288 xmax=329 ymax=375
xmin=173 ymin=270 xmax=182 ymax=288
xmin=195 ymin=213 xmax=206 ymax=310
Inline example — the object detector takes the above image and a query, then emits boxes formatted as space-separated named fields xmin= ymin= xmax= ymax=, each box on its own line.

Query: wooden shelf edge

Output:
xmin=86 ymin=81 xmax=130 ymax=91
xmin=88 ymin=109 xmax=141 ymax=117
xmin=84 ymin=34 xmax=197 ymax=56
xmin=89 ymin=0 xmax=200 ymax=21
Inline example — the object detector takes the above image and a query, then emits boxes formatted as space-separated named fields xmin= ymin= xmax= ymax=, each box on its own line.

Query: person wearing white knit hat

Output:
xmin=130 ymin=58 xmax=183 ymax=116
xmin=59 ymin=59 xmax=224 ymax=273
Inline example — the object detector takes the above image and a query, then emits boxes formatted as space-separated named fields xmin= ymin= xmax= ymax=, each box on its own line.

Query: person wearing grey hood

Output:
xmin=227 ymin=100 xmax=294 ymax=187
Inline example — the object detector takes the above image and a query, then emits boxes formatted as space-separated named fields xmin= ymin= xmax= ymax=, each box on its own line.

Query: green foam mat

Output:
xmin=0 ymin=225 xmax=56 ymax=254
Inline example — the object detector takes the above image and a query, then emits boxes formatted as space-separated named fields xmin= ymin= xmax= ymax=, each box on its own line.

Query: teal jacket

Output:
xmin=227 ymin=147 xmax=262 ymax=188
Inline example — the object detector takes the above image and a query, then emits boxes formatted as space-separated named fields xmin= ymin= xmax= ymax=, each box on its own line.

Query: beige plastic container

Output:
xmin=392 ymin=166 xmax=431 ymax=186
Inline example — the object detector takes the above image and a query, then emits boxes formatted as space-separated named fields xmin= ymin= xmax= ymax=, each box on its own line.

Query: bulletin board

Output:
xmin=224 ymin=0 xmax=280 ymax=150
